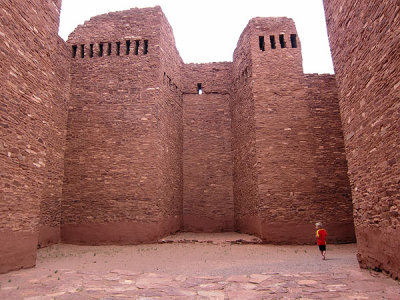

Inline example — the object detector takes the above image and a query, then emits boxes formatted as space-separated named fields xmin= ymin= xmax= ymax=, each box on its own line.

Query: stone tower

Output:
xmin=231 ymin=17 xmax=354 ymax=242
xmin=63 ymin=7 xmax=183 ymax=244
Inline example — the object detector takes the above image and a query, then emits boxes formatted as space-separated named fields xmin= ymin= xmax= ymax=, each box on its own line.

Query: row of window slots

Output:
xmin=259 ymin=33 xmax=297 ymax=51
xmin=72 ymin=39 xmax=149 ymax=58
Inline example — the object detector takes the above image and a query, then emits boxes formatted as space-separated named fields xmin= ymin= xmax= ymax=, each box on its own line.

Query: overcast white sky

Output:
xmin=59 ymin=0 xmax=334 ymax=74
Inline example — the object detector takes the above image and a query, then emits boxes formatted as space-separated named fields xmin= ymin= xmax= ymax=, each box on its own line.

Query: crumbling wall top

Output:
xmin=67 ymin=6 xmax=164 ymax=43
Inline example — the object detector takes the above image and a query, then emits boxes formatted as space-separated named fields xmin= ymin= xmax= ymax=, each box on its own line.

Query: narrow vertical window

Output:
xmin=107 ymin=43 xmax=112 ymax=56
xmin=99 ymin=43 xmax=104 ymax=57
xmin=135 ymin=40 xmax=139 ymax=55
xmin=89 ymin=44 xmax=94 ymax=58
xmin=259 ymin=36 xmax=265 ymax=51
xmin=72 ymin=45 xmax=77 ymax=58
xmin=126 ymin=40 xmax=131 ymax=55
xmin=270 ymin=35 xmax=276 ymax=49
xmin=279 ymin=34 xmax=286 ymax=48
xmin=144 ymin=40 xmax=148 ymax=55
xmin=290 ymin=34 xmax=297 ymax=48
xmin=116 ymin=42 xmax=121 ymax=56
xmin=197 ymin=83 xmax=202 ymax=95
xmin=80 ymin=44 xmax=85 ymax=58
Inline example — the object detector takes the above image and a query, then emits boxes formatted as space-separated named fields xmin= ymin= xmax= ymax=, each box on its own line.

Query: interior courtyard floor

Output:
xmin=1 ymin=232 xmax=399 ymax=299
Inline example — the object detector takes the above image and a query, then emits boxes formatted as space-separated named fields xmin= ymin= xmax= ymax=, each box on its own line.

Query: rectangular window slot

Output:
xmin=72 ymin=45 xmax=77 ymax=58
xmin=290 ymin=34 xmax=297 ymax=48
xmin=197 ymin=83 xmax=203 ymax=95
xmin=80 ymin=44 xmax=85 ymax=58
xmin=259 ymin=36 xmax=265 ymax=51
xmin=126 ymin=40 xmax=130 ymax=55
xmin=270 ymin=35 xmax=276 ymax=49
xmin=135 ymin=40 xmax=139 ymax=55
xmin=116 ymin=42 xmax=121 ymax=56
xmin=144 ymin=40 xmax=148 ymax=55
xmin=107 ymin=43 xmax=112 ymax=56
xmin=279 ymin=34 xmax=286 ymax=48
xmin=99 ymin=43 xmax=104 ymax=57
xmin=89 ymin=44 xmax=94 ymax=58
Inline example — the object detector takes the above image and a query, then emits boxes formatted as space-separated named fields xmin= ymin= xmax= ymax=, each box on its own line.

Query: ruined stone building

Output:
xmin=0 ymin=0 xmax=398 ymax=279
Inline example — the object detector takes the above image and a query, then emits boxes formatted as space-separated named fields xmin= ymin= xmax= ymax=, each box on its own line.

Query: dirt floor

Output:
xmin=35 ymin=239 xmax=357 ymax=276
xmin=0 ymin=233 xmax=399 ymax=299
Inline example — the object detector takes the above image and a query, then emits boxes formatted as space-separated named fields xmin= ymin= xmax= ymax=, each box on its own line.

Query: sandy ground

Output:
xmin=1 ymin=233 xmax=399 ymax=299
xmin=36 ymin=241 xmax=358 ymax=276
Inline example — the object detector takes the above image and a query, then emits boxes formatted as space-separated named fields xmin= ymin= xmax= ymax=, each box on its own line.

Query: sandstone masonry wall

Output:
xmin=323 ymin=0 xmax=400 ymax=279
xmin=38 ymin=36 xmax=70 ymax=248
xmin=251 ymin=18 xmax=307 ymax=243
xmin=1 ymin=3 xmax=359 ymax=274
xmin=232 ymin=18 xmax=354 ymax=244
xmin=62 ymin=7 xmax=181 ymax=244
xmin=231 ymin=25 xmax=260 ymax=235
xmin=302 ymin=74 xmax=355 ymax=242
xmin=158 ymin=11 xmax=184 ymax=231
xmin=0 ymin=0 xmax=69 ymax=273
xmin=182 ymin=63 xmax=234 ymax=232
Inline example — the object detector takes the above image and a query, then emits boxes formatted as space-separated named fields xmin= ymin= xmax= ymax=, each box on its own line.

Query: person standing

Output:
xmin=315 ymin=222 xmax=327 ymax=260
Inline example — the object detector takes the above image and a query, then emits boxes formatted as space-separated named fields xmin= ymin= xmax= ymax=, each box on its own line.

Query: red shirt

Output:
xmin=316 ymin=229 xmax=327 ymax=245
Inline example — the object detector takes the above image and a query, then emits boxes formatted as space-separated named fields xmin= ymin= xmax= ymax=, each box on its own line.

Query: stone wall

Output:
xmin=231 ymin=24 xmax=260 ymax=236
xmin=302 ymin=74 xmax=355 ymax=243
xmin=62 ymin=7 xmax=182 ymax=244
xmin=0 ymin=2 xmax=361 ymax=274
xmin=0 ymin=0 xmax=69 ymax=273
xmin=182 ymin=63 xmax=234 ymax=232
xmin=38 ymin=36 xmax=70 ymax=248
xmin=323 ymin=0 xmax=400 ymax=279
xmin=158 ymin=10 xmax=184 ymax=233
xmin=232 ymin=18 xmax=355 ymax=244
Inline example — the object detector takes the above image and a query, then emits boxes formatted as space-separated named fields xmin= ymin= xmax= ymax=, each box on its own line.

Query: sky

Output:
xmin=59 ymin=0 xmax=334 ymax=74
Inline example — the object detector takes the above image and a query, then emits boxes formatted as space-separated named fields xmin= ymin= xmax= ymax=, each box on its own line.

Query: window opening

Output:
xmin=116 ymin=42 xmax=121 ymax=56
xmin=99 ymin=43 xmax=104 ymax=57
xmin=107 ymin=43 xmax=112 ymax=56
xmin=290 ymin=34 xmax=297 ymax=48
xmin=243 ymin=67 xmax=248 ymax=78
xmin=197 ymin=83 xmax=203 ymax=95
xmin=134 ymin=40 xmax=139 ymax=55
xmin=144 ymin=40 xmax=148 ymax=55
xmin=126 ymin=40 xmax=130 ymax=55
xmin=270 ymin=35 xmax=276 ymax=49
xmin=279 ymin=34 xmax=286 ymax=48
xmin=72 ymin=45 xmax=77 ymax=58
xmin=89 ymin=44 xmax=94 ymax=58
xmin=80 ymin=44 xmax=85 ymax=58
xmin=259 ymin=36 xmax=265 ymax=51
